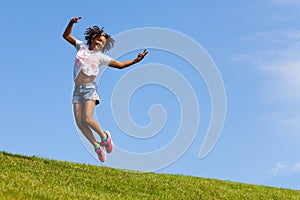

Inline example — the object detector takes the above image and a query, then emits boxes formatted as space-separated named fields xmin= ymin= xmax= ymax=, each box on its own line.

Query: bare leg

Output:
xmin=82 ymin=100 xmax=107 ymax=140
xmin=73 ymin=103 xmax=99 ymax=147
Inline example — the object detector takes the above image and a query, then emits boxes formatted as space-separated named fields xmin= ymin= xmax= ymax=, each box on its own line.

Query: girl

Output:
xmin=62 ymin=16 xmax=148 ymax=162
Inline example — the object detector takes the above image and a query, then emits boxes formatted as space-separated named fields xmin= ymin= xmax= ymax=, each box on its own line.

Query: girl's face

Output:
xmin=90 ymin=35 xmax=107 ymax=51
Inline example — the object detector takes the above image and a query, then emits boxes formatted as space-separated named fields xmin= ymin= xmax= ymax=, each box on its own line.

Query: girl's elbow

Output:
xmin=62 ymin=34 xmax=69 ymax=40
xmin=118 ymin=64 xmax=126 ymax=69
xmin=110 ymin=61 xmax=125 ymax=69
xmin=62 ymin=32 xmax=66 ymax=38
xmin=62 ymin=34 xmax=68 ymax=40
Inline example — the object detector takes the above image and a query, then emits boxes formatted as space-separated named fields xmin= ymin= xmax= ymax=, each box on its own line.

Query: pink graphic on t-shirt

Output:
xmin=73 ymin=40 xmax=113 ymax=80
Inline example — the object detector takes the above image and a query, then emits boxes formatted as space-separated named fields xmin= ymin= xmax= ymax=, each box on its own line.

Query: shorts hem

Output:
xmin=72 ymin=82 xmax=100 ymax=105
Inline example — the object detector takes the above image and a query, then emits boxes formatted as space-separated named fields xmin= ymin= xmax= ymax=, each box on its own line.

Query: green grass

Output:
xmin=0 ymin=152 xmax=299 ymax=200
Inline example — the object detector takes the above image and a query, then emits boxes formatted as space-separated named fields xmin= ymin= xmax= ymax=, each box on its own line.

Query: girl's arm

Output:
xmin=62 ymin=17 xmax=82 ymax=47
xmin=109 ymin=49 xmax=148 ymax=69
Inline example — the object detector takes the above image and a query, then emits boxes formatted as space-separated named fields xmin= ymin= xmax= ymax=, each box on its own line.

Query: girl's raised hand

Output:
xmin=71 ymin=16 xmax=82 ymax=23
xmin=136 ymin=49 xmax=148 ymax=62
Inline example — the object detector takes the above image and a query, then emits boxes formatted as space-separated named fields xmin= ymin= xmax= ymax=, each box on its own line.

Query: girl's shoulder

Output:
xmin=76 ymin=40 xmax=88 ymax=51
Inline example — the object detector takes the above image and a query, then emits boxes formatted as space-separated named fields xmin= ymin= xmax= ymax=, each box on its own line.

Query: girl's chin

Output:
xmin=94 ymin=45 xmax=103 ymax=51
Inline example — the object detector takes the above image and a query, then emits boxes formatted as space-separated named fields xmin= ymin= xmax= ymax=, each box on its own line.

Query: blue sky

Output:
xmin=1 ymin=0 xmax=300 ymax=190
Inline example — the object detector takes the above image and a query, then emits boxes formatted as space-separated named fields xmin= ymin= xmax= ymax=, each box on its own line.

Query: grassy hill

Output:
xmin=0 ymin=152 xmax=299 ymax=200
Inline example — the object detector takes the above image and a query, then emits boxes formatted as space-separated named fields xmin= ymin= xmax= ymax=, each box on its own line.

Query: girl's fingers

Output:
xmin=142 ymin=49 xmax=148 ymax=56
xmin=73 ymin=16 xmax=82 ymax=23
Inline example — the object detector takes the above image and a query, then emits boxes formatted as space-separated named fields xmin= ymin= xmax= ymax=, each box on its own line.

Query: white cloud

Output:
xmin=243 ymin=30 xmax=300 ymax=46
xmin=270 ymin=162 xmax=300 ymax=176
xmin=233 ymin=29 xmax=300 ymax=138
xmin=264 ymin=57 xmax=300 ymax=102
xmin=234 ymin=29 xmax=300 ymax=102
xmin=293 ymin=163 xmax=300 ymax=172
xmin=271 ymin=162 xmax=287 ymax=176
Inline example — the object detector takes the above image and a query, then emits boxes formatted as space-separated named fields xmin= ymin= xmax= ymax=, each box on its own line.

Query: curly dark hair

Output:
xmin=84 ymin=26 xmax=115 ymax=53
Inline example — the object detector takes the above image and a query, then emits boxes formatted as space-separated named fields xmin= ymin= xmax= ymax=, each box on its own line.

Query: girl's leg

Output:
xmin=73 ymin=103 xmax=98 ymax=147
xmin=82 ymin=100 xmax=107 ymax=140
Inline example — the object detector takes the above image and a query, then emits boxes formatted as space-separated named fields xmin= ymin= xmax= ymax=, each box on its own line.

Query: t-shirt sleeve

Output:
xmin=75 ymin=40 xmax=85 ymax=51
xmin=100 ymin=53 xmax=113 ymax=66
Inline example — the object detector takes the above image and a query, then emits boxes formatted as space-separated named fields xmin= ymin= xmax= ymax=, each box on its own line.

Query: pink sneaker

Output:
xmin=101 ymin=131 xmax=114 ymax=153
xmin=95 ymin=144 xmax=106 ymax=162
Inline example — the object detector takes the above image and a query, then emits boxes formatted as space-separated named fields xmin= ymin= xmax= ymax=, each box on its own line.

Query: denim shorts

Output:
xmin=72 ymin=82 xmax=100 ymax=105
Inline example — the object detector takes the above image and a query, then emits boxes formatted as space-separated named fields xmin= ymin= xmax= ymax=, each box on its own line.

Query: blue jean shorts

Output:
xmin=72 ymin=82 xmax=100 ymax=105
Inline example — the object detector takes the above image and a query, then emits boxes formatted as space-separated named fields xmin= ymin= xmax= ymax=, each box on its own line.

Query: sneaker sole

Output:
xmin=104 ymin=130 xmax=114 ymax=153
xmin=95 ymin=146 xmax=106 ymax=162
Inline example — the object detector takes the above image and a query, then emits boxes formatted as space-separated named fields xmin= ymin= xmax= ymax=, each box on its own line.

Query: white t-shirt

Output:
xmin=73 ymin=40 xmax=113 ymax=80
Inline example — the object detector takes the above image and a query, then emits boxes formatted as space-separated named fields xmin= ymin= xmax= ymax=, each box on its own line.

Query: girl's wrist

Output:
xmin=69 ymin=19 xmax=76 ymax=24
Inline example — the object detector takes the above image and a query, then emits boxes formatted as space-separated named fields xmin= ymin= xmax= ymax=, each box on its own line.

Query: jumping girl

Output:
xmin=62 ymin=16 xmax=148 ymax=162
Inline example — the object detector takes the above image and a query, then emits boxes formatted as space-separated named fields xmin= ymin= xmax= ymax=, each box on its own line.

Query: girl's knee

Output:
xmin=84 ymin=116 xmax=94 ymax=126
xmin=76 ymin=119 xmax=86 ymax=129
